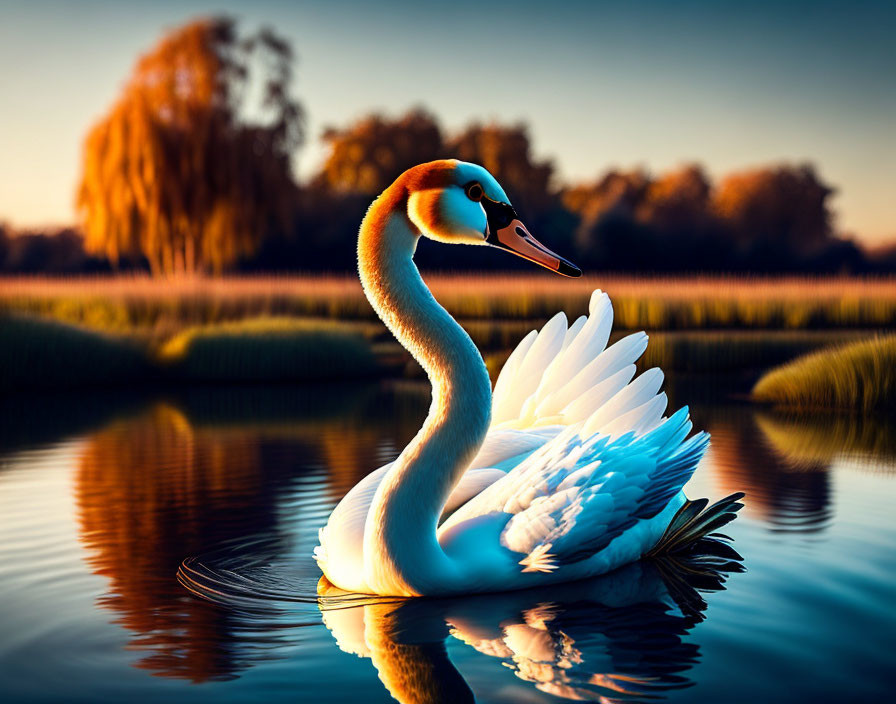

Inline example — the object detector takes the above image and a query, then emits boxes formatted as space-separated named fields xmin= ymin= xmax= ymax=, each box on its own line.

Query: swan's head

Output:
xmin=402 ymin=160 xmax=581 ymax=277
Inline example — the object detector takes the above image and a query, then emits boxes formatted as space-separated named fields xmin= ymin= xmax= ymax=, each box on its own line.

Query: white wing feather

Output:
xmin=491 ymin=312 xmax=567 ymax=425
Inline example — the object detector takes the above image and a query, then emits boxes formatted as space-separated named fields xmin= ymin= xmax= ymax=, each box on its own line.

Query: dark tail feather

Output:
xmin=650 ymin=543 xmax=745 ymax=620
xmin=647 ymin=492 xmax=745 ymax=557
xmin=646 ymin=492 xmax=746 ymax=619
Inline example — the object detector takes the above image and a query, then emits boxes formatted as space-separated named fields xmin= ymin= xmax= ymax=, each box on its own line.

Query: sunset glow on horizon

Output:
xmin=0 ymin=0 xmax=893 ymax=244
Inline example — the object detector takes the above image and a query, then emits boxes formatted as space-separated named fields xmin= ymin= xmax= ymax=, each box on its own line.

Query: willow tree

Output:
xmin=77 ymin=18 xmax=303 ymax=275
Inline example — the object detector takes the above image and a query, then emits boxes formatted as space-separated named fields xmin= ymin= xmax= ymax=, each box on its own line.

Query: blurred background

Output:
xmin=0 ymin=0 xmax=894 ymax=275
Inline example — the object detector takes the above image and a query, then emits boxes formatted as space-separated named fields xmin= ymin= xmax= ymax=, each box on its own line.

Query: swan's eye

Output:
xmin=465 ymin=182 xmax=484 ymax=202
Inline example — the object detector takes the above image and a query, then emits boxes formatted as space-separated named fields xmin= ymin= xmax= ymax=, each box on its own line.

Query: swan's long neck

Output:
xmin=358 ymin=190 xmax=492 ymax=596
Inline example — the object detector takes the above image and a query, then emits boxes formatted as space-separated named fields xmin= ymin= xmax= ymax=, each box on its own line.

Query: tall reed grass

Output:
xmin=2 ymin=274 xmax=895 ymax=335
xmin=752 ymin=335 xmax=896 ymax=412
xmin=157 ymin=317 xmax=381 ymax=382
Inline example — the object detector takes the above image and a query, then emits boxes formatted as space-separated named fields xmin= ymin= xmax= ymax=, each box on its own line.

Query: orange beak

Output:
xmin=482 ymin=197 xmax=581 ymax=277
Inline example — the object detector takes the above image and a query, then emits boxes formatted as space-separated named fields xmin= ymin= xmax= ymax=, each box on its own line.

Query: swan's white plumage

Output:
xmin=476 ymin=409 xmax=707 ymax=569
xmin=316 ymin=288 xmax=709 ymax=594
xmin=536 ymin=331 xmax=648 ymax=421
xmin=491 ymin=311 xmax=567 ymax=426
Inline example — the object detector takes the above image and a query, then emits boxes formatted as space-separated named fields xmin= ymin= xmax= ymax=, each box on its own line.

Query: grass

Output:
xmin=752 ymin=335 xmax=896 ymax=412
xmin=157 ymin=317 xmax=381 ymax=382
xmin=2 ymin=274 xmax=896 ymax=337
xmin=637 ymin=330 xmax=875 ymax=374
xmin=2 ymin=274 xmax=894 ymax=390
xmin=0 ymin=314 xmax=386 ymax=391
xmin=0 ymin=315 xmax=150 ymax=392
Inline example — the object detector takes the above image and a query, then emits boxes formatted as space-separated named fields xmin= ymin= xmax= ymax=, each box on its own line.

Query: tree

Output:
xmin=563 ymin=169 xmax=652 ymax=226
xmin=318 ymin=109 xmax=444 ymax=196
xmin=561 ymin=169 xmax=652 ymax=266
xmin=0 ymin=222 xmax=9 ymax=270
xmin=637 ymin=164 xmax=712 ymax=233
xmin=77 ymin=18 xmax=303 ymax=275
xmin=316 ymin=116 xmax=556 ymax=214
xmin=713 ymin=164 xmax=835 ymax=254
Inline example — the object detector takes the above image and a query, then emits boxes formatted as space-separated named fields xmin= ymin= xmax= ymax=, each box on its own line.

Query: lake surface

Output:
xmin=1 ymin=376 xmax=894 ymax=703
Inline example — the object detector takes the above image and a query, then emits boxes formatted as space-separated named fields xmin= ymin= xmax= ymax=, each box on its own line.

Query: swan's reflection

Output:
xmin=318 ymin=546 xmax=742 ymax=703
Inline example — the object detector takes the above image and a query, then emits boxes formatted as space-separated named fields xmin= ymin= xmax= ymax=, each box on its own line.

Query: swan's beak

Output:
xmin=482 ymin=197 xmax=581 ymax=277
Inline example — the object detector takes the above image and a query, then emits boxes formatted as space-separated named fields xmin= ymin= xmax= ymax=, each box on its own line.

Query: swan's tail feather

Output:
xmin=650 ymin=537 xmax=745 ymax=619
xmin=647 ymin=492 xmax=745 ymax=557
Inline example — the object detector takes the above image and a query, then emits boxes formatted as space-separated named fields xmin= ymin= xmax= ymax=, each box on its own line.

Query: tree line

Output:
xmin=2 ymin=17 xmax=890 ymax=276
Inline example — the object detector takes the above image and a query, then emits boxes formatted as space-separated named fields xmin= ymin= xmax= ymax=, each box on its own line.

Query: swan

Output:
xmin=313 ymin=159 xmax=742 ymax=596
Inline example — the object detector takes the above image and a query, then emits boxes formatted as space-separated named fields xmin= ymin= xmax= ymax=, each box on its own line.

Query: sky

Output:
xmin=0 ymin=0 xmax=894 ymax=244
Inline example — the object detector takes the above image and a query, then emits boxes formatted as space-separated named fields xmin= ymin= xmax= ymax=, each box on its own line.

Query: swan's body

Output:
xmin=314 ymin=160 xmax=737 ymax=597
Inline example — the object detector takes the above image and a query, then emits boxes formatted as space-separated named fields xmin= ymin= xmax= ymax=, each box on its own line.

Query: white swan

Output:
xmin=314 ymin=160 xmax=742 ymax=597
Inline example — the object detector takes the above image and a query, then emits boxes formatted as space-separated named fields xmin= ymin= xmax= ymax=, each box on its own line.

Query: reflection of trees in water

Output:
xmin=702 ymin=404 xmax=896 ymax=534
xmin=74 ymin=383 xmax=428 ymax=682
xmin=666 ymin=375 xmax=896 ymax=534
xmin=755 ymin=412 xmax=896 ymax=472
xmin=317 ymin=556 xmax=740 ymax=703
xmin=76 ymin=403 xmax=288 ymax=681
xmin=698 ymin=405 xmax=833 ymax=532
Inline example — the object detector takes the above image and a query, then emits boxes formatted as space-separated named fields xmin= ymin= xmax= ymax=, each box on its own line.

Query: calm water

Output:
xmin=1 ymin=377 xmax=894 ymax=703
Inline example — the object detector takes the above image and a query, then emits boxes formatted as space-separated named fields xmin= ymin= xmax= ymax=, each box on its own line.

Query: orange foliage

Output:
xmin=713 ymin=164 xmax=834 ymax=252
xmin=77 ymin=18 xmax=303 ymax=275
xmin=562 ymin=168 xmax=651 ymax=225
xmin=319 ymin=108 xmax=443 ymax=195
xmin=636 ymin=164 xmax=711 ymax=231
xmin=317 ymin=113 xmax=554 ymax=215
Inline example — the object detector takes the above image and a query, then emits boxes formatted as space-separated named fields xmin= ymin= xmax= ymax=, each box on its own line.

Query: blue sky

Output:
xmin=0 ymin=0 xmax=893 ymax=243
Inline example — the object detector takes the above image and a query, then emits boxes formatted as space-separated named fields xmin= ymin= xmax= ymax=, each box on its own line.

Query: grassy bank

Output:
xmin=752 ymin=335 xmax=896 ymax=412
xmin=2 ymin=275 xmax=893 ymax=391
xmin=0 ymin=315 xmax=150 ymax=392
xmin=2 ymin=274 xmax=896 ymax=337
xmin=1 ymin=312 xmax=884 ymax=392
xmin=0 ymin=314 xmax=386 ymax=392
xmin=157 ymin=317 xmax=381 ymax=382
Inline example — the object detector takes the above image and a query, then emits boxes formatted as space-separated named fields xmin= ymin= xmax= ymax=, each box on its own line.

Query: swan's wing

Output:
xmin=467 ymin=426 xmax=564 ymax=471
xmin=491 ymin=290 xmax=650 ymax=430
xmin=441 ymin=408 xmax=709 ymax=572
xmin=506 ymin=412 xmax=709 ymax=570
